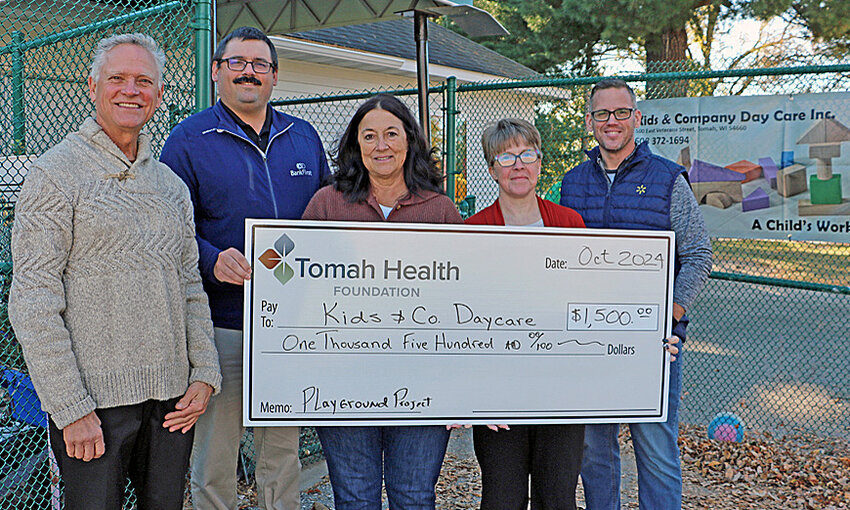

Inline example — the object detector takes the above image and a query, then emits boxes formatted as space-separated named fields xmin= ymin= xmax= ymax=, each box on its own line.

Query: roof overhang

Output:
xmin=273 ymin=35 xmax=570 ymax=102
xmin=212 ymin=0 xmax=507 ymax=139
xmin=216 ymin=0 xmax=506 ymax=38
xmin=272 ymin=35 xmax=512 ymax=83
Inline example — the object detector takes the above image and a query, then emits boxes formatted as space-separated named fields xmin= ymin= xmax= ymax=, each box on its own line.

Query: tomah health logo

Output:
xmin=258 ymin=234 xmax=295 ymax=285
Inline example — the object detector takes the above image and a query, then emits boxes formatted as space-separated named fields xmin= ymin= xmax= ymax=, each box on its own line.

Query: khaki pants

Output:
xmin=191 ymin=327 xmax=300 ymax=510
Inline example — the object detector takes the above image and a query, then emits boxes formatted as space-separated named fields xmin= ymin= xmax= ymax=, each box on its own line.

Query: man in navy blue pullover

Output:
xmin=161 ymin=26 xmax=329 ymax=510
xmin=560 ymin=79 xmax=712 ymax=510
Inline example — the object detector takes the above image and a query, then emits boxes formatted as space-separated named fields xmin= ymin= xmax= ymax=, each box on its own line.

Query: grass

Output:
xmin=711 ymin=238 xmax=850 ymax=287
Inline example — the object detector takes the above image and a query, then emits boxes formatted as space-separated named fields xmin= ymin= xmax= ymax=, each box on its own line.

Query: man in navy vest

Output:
xmin=560 ymin=79 xmax=712 ymax=509
xmin=161 ymin=27 xmax=330 ymax=510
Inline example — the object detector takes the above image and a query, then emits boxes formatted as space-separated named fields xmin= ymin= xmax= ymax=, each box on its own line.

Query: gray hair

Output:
xmin=481 ymin=118 xmax=542 ymax=166
xmin=587 ymin=79 xmax=637 ymax=113
xmin=89 ymin=33 xmax=165 ymax=82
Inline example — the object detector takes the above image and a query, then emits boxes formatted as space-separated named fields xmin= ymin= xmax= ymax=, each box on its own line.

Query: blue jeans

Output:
xmin=581 ymin=345 xmax=684 ymax=510
xmin=316 ymin=426 xmax=450 ymax=510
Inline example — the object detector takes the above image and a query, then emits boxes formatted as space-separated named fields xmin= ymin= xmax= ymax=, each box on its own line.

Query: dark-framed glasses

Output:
xmin=494 ymin=149 xmax=540 ymax=167
xmin=590 ymin=108 xmax=635 ymax=122
xmin=218 ymin=57 xmax=274 ymax=74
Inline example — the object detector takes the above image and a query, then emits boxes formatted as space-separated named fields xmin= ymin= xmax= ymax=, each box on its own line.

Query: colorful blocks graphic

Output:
xmin=809 ymin=143 xmax=841 ymax=160
xmin=758 ymin=157 xmax=779 ymax=189
xmin=692 ymin=181 xmax=743 ymax=204
xmin=781 ymin=151 xmax=794 ymax=168
xmin=815 ymin=159 xmax=834 ymax=181
xmin=809 ymin=174 xmax=843 ymax=205
xmin=689 ymin=159 xmax=745 ymax=183
xmin=725 ymin=160 xmax=762 ymax=183
xmin=797 ymin=118 xmax=850 ymax=182
xmin=777 ymin=164 xmax=807 ymax=197
xmin=798 ymin=199 xmax=850 ymax=216
xmin=677 ymin=146 xmax=691 ymax=170
xmin=796 ymin=118 xmax=850 ymax=147
xmin=704 ymin=191 xmax=734 ymax=209
xmin=742 ymin=187 xmax=769 ymax=212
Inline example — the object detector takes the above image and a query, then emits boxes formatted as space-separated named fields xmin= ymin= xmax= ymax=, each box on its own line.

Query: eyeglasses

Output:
xmin=590 ymin=108 xmax=635 ymax=122
xmin=493 ymin=149 xmax=540 ymax=167
xmin=217 ymin=57 xmax=274 ymax=74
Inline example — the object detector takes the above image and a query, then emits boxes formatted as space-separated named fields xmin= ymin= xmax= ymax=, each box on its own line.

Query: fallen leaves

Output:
xmin=680 ymin=424 xmax=850 ymax=509
xmin=218 ymin=424 xmax=849 ymax=509
xmin=435 ymin=453 xmax=482 ymax=509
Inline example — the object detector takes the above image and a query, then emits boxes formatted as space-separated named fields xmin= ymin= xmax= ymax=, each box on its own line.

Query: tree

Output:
xmin=596 ymin=0 xmax=710 ymax=67
xmin=462 ymin=0 xmax=721 ymax=76
xmin=748 ymin=0 xmax=850 ymax=58
xmin=456 ymin=0 xmax=612 ymax=75
xmin=463 ymin=0 xmax=848 ymax=79
xmin=687 ymin=6 xmax=814 ymax=96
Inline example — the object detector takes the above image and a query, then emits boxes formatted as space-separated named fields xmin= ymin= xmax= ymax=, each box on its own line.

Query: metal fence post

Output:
xmin=414 ymin=11 xmax=431 ymax=145
xmin=11 ymin=31 xmax=25 ymax=156
xmin=445 ymin=76 xmax=457 ymax=201
xmin=193 ymin=0 xmax=212 ymax=112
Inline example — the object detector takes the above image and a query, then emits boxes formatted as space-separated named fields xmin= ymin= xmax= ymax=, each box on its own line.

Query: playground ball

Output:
xmin=707 ymin=413 xmax=744 ymax=442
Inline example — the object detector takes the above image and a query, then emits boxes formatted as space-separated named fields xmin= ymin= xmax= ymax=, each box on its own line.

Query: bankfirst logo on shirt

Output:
xmin=290 ymin=162 xmax=312 ymax=177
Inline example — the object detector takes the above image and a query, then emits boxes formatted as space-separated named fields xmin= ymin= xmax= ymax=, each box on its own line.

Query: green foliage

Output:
xmin=534 ymin=93 xmax=591 ymax=197
xmin=466 ymin=0 xmax=848 ymax=77
xmin=466 ymin=0 xmax=722 ymax=72
xmin=748 ymin=0 xmax=850 ymax=57
xmin=593 ymin=0 xmax=705 ymax=47
xmin=464 ymin=0 xmax=607 ymax=75
xmin=454 ymin=121 xmax=469 ymax=202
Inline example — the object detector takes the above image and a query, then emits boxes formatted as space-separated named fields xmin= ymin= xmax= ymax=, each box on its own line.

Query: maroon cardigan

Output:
xmin=465 ymin=195 xmax=585 ymax=227
xmin=302 ymin=185 xmax=463 ymax=224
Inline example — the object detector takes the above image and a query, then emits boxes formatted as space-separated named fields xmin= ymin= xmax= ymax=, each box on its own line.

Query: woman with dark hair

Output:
xmin=303 ymin=93 xmax=461 ymax=222
xmin=302 ymin=94 xmax=462 ymax=509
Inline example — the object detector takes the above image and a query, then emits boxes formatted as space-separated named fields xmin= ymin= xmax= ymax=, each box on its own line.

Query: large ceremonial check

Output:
xmin=243 ymin=220 xmax=675 ymax=426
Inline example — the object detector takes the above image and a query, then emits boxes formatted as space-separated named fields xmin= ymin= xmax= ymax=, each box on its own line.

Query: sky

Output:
xmin=597 ymin=15 xmax=816 ymax=77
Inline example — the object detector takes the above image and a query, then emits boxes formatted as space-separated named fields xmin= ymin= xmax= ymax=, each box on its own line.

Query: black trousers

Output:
xmin=48 ymin=396 xmax=193 ymax=510
xmin=473 ymin=424 xmax=585 ymax=510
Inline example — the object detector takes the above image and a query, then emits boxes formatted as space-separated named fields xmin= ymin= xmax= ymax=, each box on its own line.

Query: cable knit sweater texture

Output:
xmin=9 ymin=117 xmax=221 ymax=429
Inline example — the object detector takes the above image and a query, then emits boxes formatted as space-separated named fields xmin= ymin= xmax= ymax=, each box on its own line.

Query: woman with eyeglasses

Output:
xmin=465 ymin=118 xmax=586 ymax=510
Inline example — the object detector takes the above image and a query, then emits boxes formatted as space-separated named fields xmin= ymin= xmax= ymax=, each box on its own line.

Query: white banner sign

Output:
xmin=636 ymin=91 xmax=850 ymax=241
xmin=243 ymin=221 xmax=675 ymax=426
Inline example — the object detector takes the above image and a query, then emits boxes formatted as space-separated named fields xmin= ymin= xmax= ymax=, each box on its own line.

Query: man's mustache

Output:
xmin=233 ymin=76 xmax=262 ymax=86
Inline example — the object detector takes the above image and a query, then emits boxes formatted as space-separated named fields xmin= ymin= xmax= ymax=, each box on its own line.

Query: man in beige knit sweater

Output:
xmin=8 ymin=34 xmax=221 ymax=510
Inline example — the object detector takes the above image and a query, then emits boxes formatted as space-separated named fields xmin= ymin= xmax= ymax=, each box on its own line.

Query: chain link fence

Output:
xmin=276 ymin=60 xmax=850 ymax=444
xmin=1 ymin=1 xmax=849 ymax=508
xmin=470 ymin=68 xmax=846 ymax=444
xmin=0 ymin=1 xmax=195 ymax=508
xmin=449 ymin=62 xmax=850 ymax=442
